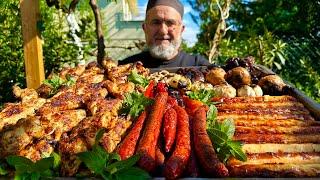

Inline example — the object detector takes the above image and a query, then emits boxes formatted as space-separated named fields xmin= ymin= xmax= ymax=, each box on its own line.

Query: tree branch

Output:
xmin=208 ymin=0 xmax=232 ymax=62
xmin=90 ymin=0 xmax=105 ymax=65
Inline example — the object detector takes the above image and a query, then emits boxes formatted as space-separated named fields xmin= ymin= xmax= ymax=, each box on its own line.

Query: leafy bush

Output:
xmin=0 ymin=0 xmax=96 ymax=105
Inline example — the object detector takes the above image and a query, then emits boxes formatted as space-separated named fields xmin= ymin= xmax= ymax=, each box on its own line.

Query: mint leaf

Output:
xmin=34 ymin=157 xmax=53 ymax=172
xmin=78 ymin=145 xmax=109 ymax=174
xmin=128 ymin=69 xmax=149 ymax=87
xmin=115 ymin=167 xmax=151 ymax=180
xmin=220 ymin=118 xmax=235 ymax=139
xmin=106 ymin=154 xmax=140 ymax=173
xmin=207 ymin=128 xmax=229 ymax=147
xmin=0 ymin=163 xmax=7 ymax=175
xmin=6 ymin=156 xmax=34 ymax=173
xmin=206 ymin=104 xmax=218 ymax=129
xmin=6 ymin=156 xmax=54 ymax=180
xmin=228 ymin=141 xmax=247 ymax=162
xmin=50 ymin=152 xmax=61 ymax=169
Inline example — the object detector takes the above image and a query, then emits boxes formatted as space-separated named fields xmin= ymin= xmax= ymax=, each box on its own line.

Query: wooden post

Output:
xmin=20 ymin=0 xmax=45 ymax=89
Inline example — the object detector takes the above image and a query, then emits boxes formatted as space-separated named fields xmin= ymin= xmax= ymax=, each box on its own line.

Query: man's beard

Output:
xmin=148 ymin=37 xmax=182 ymax=60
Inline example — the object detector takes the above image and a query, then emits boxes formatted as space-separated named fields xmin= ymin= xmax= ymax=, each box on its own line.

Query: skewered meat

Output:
xmin=214 ymin=95 xmax=318 ymax=177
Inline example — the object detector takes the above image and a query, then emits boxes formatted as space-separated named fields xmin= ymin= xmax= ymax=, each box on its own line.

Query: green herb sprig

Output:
xmin=187 ymin=89 xmax=216 ymax=105
xmin=43 ymin=74 xmax=76 ymax=96
xmin=5 ymin=152 xmax=61 ymax=180
xmin=187 ymin=88 xmax=247 ymax=163
xmin=120 ymin=92 xmax=154 ymax=118
xmin=206 ymin=105 xmax=247 ymax=163
xmin=128 ymin=69 xmax=149 ymax=87
xmin=77 ymin=129 xmax=150 ymax=180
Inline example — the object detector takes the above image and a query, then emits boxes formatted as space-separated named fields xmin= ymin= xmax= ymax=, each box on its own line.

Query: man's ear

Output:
xmin=181 ymin=24 xmax=185 ymax=33
xmin=142 ymin=22 xmax=146 ymax=32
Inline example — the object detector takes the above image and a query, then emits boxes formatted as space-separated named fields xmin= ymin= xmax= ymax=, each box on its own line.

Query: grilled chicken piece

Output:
xmin=104 ymin=80 xmax=135 ymax=99
xmin=0 ymin=86 xmax=46 ymax=131
xmin=37 ymin=65 xmax=86 ymax=98
xmin=59 ymin=98 xmax=123 ymax=176
xmin=0 ymin=110 xmax=86 ymax=158
xmin=0 ymin=116 xmax=43 ymax=157
xmin=18 ymin=139 xmax=54 ymax=162
xmin=37 ymin=91 xmax=83 ymax=115
xmin=101 ymin=117 xmax=132 ymax=153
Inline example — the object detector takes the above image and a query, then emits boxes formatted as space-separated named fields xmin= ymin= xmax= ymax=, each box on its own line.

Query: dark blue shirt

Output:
xmin=119 ymin=51 xmax=210 ymax=68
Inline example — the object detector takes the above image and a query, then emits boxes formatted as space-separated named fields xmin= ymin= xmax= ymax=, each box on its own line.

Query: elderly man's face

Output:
xmin=143 ymin=5 xmax=185 ymax=60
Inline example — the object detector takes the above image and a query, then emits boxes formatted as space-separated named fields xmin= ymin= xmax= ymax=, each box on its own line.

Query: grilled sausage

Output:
xmin=136 ymin=92 xmax=168 ymax=172
xmin=116 ymin=111 xmax=147 ymax=160
xmin=163 ymin=108 xmax=177 ymax=153
xmin=164 ymin=105 xmax=191 ymax=179
xmin=193 ymin=106 xmax=229 ymax=177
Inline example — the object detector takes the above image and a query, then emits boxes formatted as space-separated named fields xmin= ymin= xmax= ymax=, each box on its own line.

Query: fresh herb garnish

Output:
xmin=77 ymin=129 xmax=150 ymax=180
xmin=128 ymin=69 xmax=149 ymax=87
xmin=187 ymin=89 xmax=216 ymax=105
xmin=120 ymin=92 xmax=154 ymax=118
xmin=5 ymin=155 xmax=54 ymax=179
xmin=43 ymin=74 xmax=76 ymax=96
xmin=206 ymin=105 xmax=247 ymax=163
xmin=0 ymin=162 xmax=7 ymax=176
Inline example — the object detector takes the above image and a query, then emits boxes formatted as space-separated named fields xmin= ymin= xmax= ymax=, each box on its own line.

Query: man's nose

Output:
xmin=158 ymin=22 xmax=169 ymax=35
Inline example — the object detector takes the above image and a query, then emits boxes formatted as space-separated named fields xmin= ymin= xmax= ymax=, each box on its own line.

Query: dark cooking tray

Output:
xmin=150 ymin=65 xmax=320 ymax=120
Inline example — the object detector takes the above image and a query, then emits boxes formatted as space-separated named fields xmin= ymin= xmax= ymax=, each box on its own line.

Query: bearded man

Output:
xmin=119 ymin=0 xmax=210 ymax=68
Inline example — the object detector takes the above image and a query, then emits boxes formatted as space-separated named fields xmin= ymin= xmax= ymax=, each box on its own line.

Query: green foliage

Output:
xmin=206 ymin=105 xmax=247 ymax=163
xmin=77 ymin=129 xmax=150 ymax=180
xmin=128 ymin=69 xmax=149 ymax=87
xmin=189 ymin=0 xmax=320 ymax=103
xmin=6 ymin=156 xmax=55 ymax=179
xmin=0 ymin=0 xmax=96 ymax=106
xmin=187 ymin=89 xmax=216 ymax=105
xmin=43 ymin=74 xmax=76 ymax=96
xmin=120 ymin=92 xmax=154 ymax=118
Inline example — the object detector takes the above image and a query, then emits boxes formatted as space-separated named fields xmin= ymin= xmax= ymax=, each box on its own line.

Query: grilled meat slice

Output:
xmin=242 ymin=143 xmax=320 ymax=153
xmin=218 ymin=95 xmax=319 ymax=177
xmin=0 ymin=109 xmax=86 ymax=158
xmin=17 ymin=139 xmax=54 ymax=162
xmin=0 ymin=86 xmax=46 ymax=131
xmin=104 ymin=80 xmax=135 ymax=99
xmin=100 ymin=117 xmax=132 ymax=153
xmin=228 ymin=164 xmax=320 ymax=177
xmin=229 ymin=152 xmax=320 ymax=165
xmin=0 ymin=116 xmax=43 ymax=157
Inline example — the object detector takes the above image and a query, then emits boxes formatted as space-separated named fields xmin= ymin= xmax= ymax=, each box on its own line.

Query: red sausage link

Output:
xmin=163 ymin=108 xmax=177 ymax=153
xmin=193 ymin=106 xmax=229 ymax=177
xmin=136 ymin=92 xmax=168 ymax=173
xmin=185 ymin=116 xmax=199 ymax=177
xmin=164 ymin=105 xmax=191 ymax=179
xmin=117 ymin=111 xmax=147 ymax=160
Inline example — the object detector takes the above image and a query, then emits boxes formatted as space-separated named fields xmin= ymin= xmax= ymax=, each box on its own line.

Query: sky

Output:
xmin=135 ymin=0 xmax=200 ymax=46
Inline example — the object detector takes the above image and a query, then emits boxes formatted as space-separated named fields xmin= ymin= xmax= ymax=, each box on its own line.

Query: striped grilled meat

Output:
xmin=215 ymin=96 xmax=320 ymax=177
